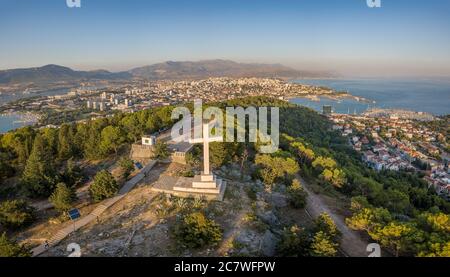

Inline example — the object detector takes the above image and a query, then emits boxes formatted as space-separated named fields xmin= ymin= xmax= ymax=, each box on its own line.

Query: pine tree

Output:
xmin=313 ymin=213 xmax=341 ymax=241
xmin=120 ymin=115 xmax=141 ymax=142
xmin=119 ymin=157 xmax=135 ymax=179
xmin=84 ymin=125 xmax=102 ymax=160
xmin=277 ymin=225 xmax=311 ymax=256
xmin=152 ymin=141 xmax=170 ymax=160
xmin=310 ymin=231 xmax=338 ymax=257
xmin=210 ymin=142 xmax=230 ymax=168
xmin=0 ymin=232 xmax=31 ymax=257
xmin=0 ymin=151 xmax=15 ymax=181
xmin=0 ymin=200 xmax=35 ymax=229
xmin=100 ymin=126 xmax=123 ymax=155
xmin=21 ymin=135 xmax=56 ymax=197
xmin=173 ymin=212 xmax=223 ymax=249
xmin=146 ymin=115 xmax=162 ymax=133
xmin=61 ymin=159 xmax=83 ymax=187
xmin=57 ymin=124 xmax=75 ymax=161
xmin=89 ymin=170 xmax=118 ymax=202
xmin=42 ymin=127 xmax=59 ymax=157
xmin=49 ymin=183 xmax=77 ymax=213
xmin=287 ymin=179 xmax=307 ymax=209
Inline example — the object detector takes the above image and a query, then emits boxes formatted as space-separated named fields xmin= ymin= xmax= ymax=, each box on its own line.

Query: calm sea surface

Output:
xmin=290 ymin=79 xmax=450 ymax=116
xmin=0 ymin=114 xmax=36 ymax=133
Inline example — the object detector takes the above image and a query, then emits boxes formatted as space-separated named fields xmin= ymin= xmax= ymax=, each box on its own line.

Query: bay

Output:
xmin=290 ymin=79 xmax=450 ymax=116
xmin=0 ymin=113 xmax=36 ymax=133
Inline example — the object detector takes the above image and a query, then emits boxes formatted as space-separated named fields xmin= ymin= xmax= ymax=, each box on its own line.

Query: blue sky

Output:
xmin=1 ymin=0 xmax=450 ymax=77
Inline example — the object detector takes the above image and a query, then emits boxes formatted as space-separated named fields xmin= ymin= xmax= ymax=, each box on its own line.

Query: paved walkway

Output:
xmin=31 ymin=160 xmax=157 ymax=257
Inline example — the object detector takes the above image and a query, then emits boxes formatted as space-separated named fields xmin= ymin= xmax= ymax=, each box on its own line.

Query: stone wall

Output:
xmin=131 ymin=143 xmax=191 ymax=165
xmin=171 ymin=152 xmax=188 ymax=165
xmin=130 ymin=144 xmax=154 ymax=159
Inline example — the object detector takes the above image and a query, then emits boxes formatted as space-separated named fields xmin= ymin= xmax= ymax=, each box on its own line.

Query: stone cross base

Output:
xmin=192 ymin=173 xmax=220 ymax=189
xmin=174 ymin=174 xmax=223 ymax=193
xmin=151 ymin=175 xmax=227 ymax=201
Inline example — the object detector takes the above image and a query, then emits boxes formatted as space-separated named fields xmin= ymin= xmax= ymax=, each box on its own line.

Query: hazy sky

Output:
xmin=1 ymin=0 xmax=450 ymax=77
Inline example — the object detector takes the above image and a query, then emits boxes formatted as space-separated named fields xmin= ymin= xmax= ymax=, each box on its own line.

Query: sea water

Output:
xmin=290 ymin=78 xmax=450 ymax=116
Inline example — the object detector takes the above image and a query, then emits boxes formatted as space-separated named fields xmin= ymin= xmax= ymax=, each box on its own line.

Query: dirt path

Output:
xmin=300 ymin=177 xmax=369 ymax=257
xmin=216 ymin=184 xmax=249 ymax=256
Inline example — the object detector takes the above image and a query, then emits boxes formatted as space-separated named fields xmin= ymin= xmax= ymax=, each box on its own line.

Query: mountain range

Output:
xmin=0 ymin=60 xmax=334 ymax=85
xmin=129 ymin=60 xmax=332 ymax=80
xmin=0 ymin=64 xmax=131 ymax=85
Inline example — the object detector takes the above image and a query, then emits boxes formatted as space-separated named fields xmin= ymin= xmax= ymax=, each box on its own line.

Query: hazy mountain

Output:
xmin=0 ymin=64 xmax=132 ymax=85
xmin=0 ymin=61 xmax=334 ymax=85
xmin=129 ymin=60 xmax=333 ymax=80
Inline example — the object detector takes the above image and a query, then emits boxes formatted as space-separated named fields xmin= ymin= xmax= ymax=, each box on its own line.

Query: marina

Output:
xmin=0 ymin=112 xmax=38 ymax=133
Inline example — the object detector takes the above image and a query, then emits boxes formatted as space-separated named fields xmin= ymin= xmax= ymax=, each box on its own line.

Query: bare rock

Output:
xmin=261 ymin=230 xmax=278 ymax=256
xmin=258 ymin=211 xmax=279 ymax=226
xmin=235 ymin=230 xmax=261 ymax=253
xmin=269 ymin=192 xmax=288 ymax=208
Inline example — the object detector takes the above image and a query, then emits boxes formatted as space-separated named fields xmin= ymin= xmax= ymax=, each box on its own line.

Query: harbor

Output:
xmin=0 ymin=112 xmax=39 ymax=133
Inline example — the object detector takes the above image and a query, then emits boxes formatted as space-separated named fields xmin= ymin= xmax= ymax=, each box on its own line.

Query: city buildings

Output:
xmin=330 ymin=113 xmax=449 ymax=200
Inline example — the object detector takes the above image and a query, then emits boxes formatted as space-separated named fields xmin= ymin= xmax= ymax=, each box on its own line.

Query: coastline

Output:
xmin=288 ymin=79 xmax=375 ymax=104
xmin=0 ymin=111 xmax=40 ymax=133
xmin=290 ymin=78 xmax=450 ymax=116
xmin=286 ymin=92 xmax=374 ymax=104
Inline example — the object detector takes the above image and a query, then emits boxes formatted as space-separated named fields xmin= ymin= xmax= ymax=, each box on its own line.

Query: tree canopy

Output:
xmin=0 ymin=232 xmax=31 ymax=257
xmin=49 ymin=183 xmax=77 ymax=213
xmin=0 ymin=200 xmax=35 ymax=229
xmin=89 ymin=170 xmax=118 ymax=202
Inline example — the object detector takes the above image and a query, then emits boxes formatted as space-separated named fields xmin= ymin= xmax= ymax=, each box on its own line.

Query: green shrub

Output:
xmin=49 ymin=183 xmax=77 ymax=213
xmin=89 ymin=170 xmax=118 ymax=202
xmin=191 ymin=197 xmax=207 ymax=210
xmin=152 ymin=141 xmax=170 ymax=160
xmin=173 ymin=212 xmax=223 ymax=249
xmin=313 ymin=213 xmax=341 ymax=242
xmin=277 ymin=225 xmax=311 ymax=257
xmin=245 ymin=185 xmax=258 ymax=201
xmin=0 ymin=200 xmax=35 ymax=229
xmin=181 ymin=170 xmax=195 ymax=178
xmin=0 ymin=232 xmax=31 ymax=257
xmin=287 ymin=179 xmax=307 ymax=209
xmin=310 ymin=231 xmax=338 ymax=257
xmin=119 ymin=157 xmax=135 ymax=179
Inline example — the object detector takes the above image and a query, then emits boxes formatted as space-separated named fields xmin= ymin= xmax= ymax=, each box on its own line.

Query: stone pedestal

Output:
xmin=172 ymin=173 xmax=226 ymax=201
xmin=192 ymin=173 xmax=219 ymax=188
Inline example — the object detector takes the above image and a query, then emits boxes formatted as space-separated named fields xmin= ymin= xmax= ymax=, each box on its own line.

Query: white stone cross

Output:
xmin=189 ymin=121 xmax=223 ymax=175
